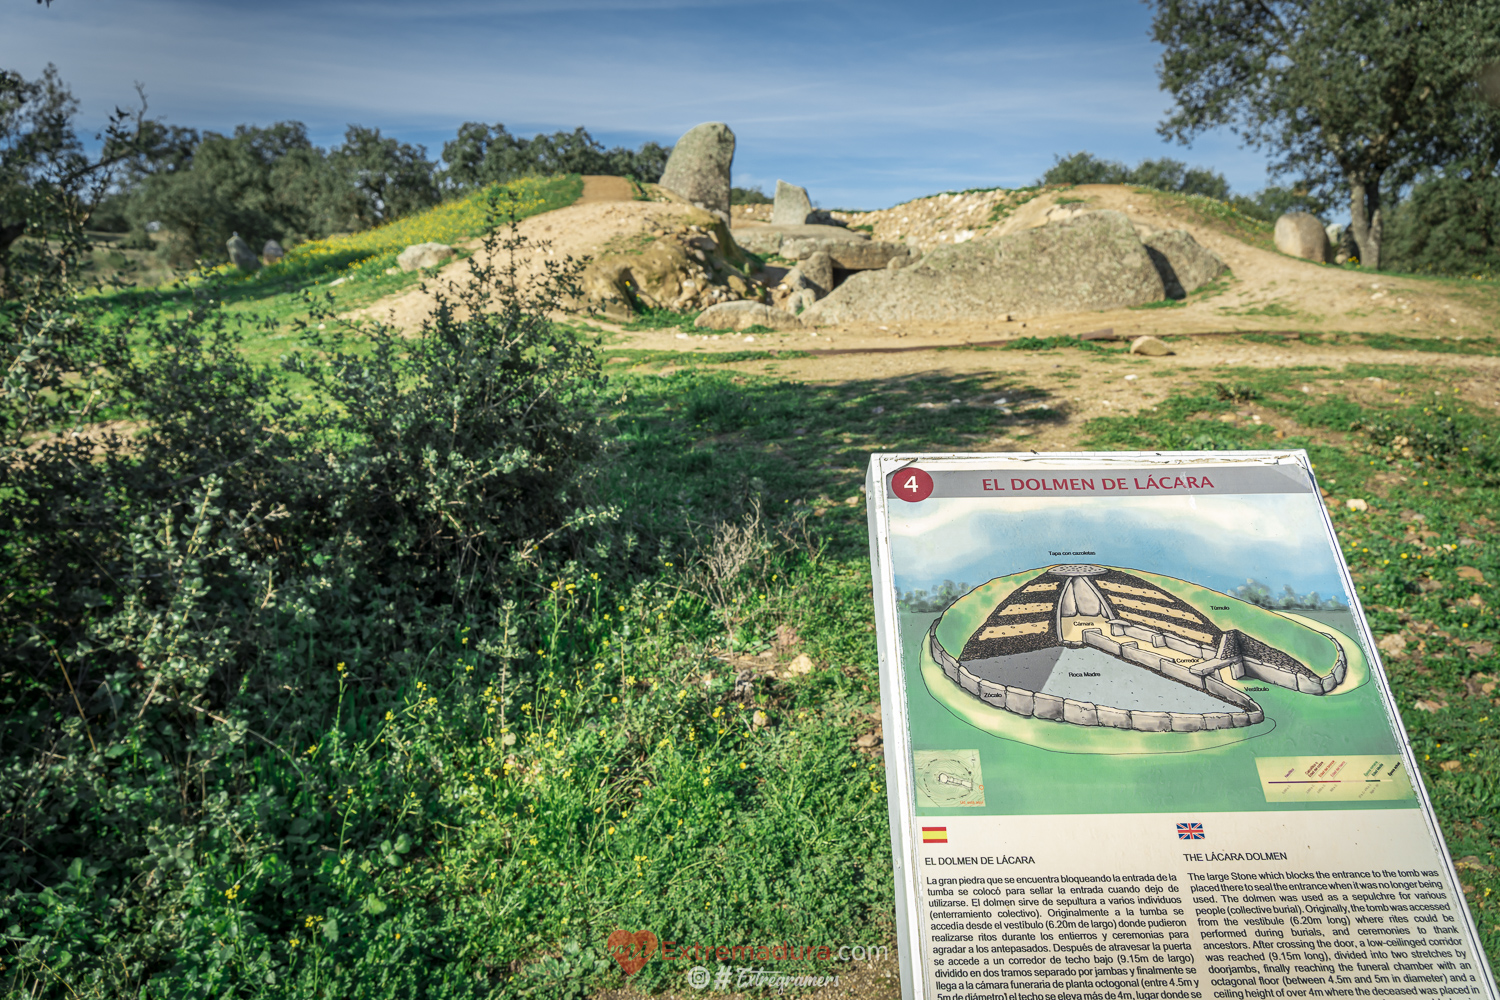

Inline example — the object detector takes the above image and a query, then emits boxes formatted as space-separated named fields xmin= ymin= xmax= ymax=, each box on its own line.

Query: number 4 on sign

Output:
xmin=893 ymin=468 xmax=933 ymax=502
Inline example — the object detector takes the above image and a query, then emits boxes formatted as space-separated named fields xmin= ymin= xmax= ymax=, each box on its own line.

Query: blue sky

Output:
xmin=0 ymin=0 xmax=1277 ymax=211
xmin=888 ymin=494 xmax=1351 ymax=605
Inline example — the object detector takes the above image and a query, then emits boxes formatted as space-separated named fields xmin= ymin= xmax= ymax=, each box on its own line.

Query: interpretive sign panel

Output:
xmin=865 ymin=451 xmax=1497 ymax=1000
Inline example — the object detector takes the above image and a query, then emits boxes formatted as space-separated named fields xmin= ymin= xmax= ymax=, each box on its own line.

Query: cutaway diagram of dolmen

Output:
xmin=928 ymin=564 xmax=1348 ymax=733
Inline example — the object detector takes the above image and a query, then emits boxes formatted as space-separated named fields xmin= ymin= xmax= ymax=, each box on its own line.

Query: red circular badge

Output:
xmin=892 ymin=467 xmax=934 ymax=502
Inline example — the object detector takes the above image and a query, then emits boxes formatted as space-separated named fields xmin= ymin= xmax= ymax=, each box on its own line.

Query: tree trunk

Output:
xmin=0 ymin=221 xmax=25 ymax=300
xmin=1348 ymin=177 xmax=1384 ymax=270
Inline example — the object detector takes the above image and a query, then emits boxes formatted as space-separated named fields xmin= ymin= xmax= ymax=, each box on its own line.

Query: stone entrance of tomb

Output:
xmin=1047 ymin=565 xmax=1119 ymax=644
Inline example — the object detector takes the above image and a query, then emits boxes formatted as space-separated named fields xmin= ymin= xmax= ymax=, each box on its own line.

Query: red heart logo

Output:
xmin=607 ymin=929 xmax=658 ymax=976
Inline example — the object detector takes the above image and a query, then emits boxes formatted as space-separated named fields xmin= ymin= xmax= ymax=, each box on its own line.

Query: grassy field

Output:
xmin=6 ymin=183 xmax=1500 ymax=997
xmin=85 ymin=173 xmax=583 ymax=346
xmin=590 ymin=353 xmax=1500 ymax=959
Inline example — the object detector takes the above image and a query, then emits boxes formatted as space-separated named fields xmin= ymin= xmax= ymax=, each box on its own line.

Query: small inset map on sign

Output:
xmin=1255 ymin=755 xmax=1414 ymax=802
xmin=914 ymin=749 xmax=985 ymax=808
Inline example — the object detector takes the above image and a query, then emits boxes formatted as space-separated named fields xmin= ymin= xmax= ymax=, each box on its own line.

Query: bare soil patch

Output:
xmin=578 ymin=175 xmax=637 ymax=204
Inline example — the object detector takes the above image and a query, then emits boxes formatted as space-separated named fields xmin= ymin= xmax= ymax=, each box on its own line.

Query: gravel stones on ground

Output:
xmin=773 ymin=180 xmax=814 ymax=226
xmin=802 ymin=211 xmax=1166 ymax=324
xmin=833 ymin=188 xmax=1036 ymax=250
xmin=397 ymin=242 xmax=456 ymax=272
xmin=1273 ymin=212 xmax=1332 ymax=263
xmin=659 ymin=122 xmax=736 ymax=222
xmin=694 ymin=301 xmax=803 ymax=331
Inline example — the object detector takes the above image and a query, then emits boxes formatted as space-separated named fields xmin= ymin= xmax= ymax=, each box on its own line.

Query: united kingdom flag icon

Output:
xmin=1177 ymin=822 xmax=1205 ymax=840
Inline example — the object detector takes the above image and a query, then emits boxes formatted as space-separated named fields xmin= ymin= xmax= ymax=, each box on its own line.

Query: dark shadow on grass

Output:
xmin=604 ymin=367 xmax=1066 ymax=558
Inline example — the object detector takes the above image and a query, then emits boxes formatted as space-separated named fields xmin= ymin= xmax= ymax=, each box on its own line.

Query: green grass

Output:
xmin=1220 ymin=300 xmax=1298 ymax=318
xmin=616 ymin=307 xmax=703 ymax=333
xmin=1001 ymin=335 xmax=1122 ymax=354
xmin=1141 ymin=188 xmax=1277 ymax=252
xmin=87 ymin=174 xmax=583 ymax=334
xmin=1359 ymin=333 xmax=1500 ymax=356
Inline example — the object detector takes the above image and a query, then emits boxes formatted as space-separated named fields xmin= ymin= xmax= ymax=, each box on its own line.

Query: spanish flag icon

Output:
xmin=922 ymin=826 xmax=948 ymax=844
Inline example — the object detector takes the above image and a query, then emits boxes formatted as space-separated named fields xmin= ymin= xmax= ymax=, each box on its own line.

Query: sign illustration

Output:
xmin=866 ymin=452 xmax=1496 ymax=1000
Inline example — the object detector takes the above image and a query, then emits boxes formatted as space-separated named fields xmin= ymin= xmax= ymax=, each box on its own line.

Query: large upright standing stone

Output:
xmin=772 ymin=180 xmax=814 ymax=226
xmin=226 ymin=233 xmax=258 ymax=272
xmin=659 ymin=123 xmax=735 ymax=223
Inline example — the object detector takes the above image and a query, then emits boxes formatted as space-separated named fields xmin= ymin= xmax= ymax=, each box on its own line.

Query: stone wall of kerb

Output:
xmin=1107 ymin=621 xmax=1218 ymax=660
xmin=1235 ymin=634 xmax=1347 ymax=694
xmin=1108 ymin=618 xmax=1348 ymax=697
xmin=1087 ymin=630 xmax=1211 ymax=691
xmin=927 ymin=623 xmax=1262 ymax=733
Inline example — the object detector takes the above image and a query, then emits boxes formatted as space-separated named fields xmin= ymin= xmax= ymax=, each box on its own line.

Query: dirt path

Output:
xmin=602 ymin=328 xmax=1500 ymax=455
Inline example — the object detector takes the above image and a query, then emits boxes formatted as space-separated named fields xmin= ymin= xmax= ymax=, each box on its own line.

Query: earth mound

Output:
xmin=803 ymin=211 xmax=1222 ymax=324
xmin=352 ymin=182 xmax=772 ymax=327
xmin=928 ymin=565 xmax=1349 ymax=734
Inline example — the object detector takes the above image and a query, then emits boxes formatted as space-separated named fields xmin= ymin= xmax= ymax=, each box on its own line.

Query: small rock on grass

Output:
xmin=397 ymin=242 xmax=454 ymax=272
xmin=1346 ymin=498 xmax=1369 ymax=511
xmin=694 ymin=301 xmax=802 ymax=331
xmin=1129 ymin=335 xmax=1173 ymax=356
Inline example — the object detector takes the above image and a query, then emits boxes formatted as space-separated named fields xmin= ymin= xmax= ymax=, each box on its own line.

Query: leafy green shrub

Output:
xmin=1227 ymin=184 xmax=1330 ymax=223
xmin=442 ymin=124 xmax=670 ymax=191
xmin=1384 ymin=173 xmax=1500 ymax=278
xmin=730 ymin=185 xmax=771 ymax=205
xmin=1039 ymin=151 xmax=1230 ymax=199
xmin=0 ymin=191 xmax=621 ymax=996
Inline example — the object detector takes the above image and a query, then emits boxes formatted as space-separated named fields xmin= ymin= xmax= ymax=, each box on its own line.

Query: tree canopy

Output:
xmin=0 ymin=64 xmax=147 ymax=298
xmin=3 ymin=66 xmax=677 ymax=270
xmin=441 ymin=123 xmax=669 ymax=191
xmin=1039 ymin=151 xmax=1232 ymax=199
xmin=1149 ymin=0 xmax=1500 ymax=269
